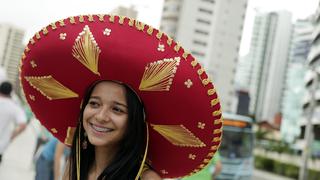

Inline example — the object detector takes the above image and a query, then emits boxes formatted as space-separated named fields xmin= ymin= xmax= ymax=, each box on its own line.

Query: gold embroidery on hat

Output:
xmin=212 ymin=137 xmax=220 ymax=142
xmin=189 ymin=154 xmax=196 ymax=160
xmin=25 ymin=76 xmax=79 ymax=100
xmin=157 ymin=43 xmax=165 ymax=52
xmin=59 ymin=33 xmax=67 ymax=40
xmin=30 ymin=60 xmax=37 ymax=68
xmin=29 ymin=95 xmax=35 ymax=101
xmin=212 ymin=109 xmax=222 ymax=116
xmin=191 ymin=60 xmax=198 ymax=67
xmin=208 ymin=89 xmax=216 ymax=96
xmin=214 ymin=118 xmax=222 ymax=125
xmin=183 ymin=51 xmax=189 ymax=59
xmin=109 ymin=15 xmax=115 ymax=23
xmin=147 ymin=26 xmax=153 ymax=35
xmin=193 ymin=169 xmax=200 ymax=173
xmin=98 ymin=14 xmax=104 ymax=22
xmin=25 ymin=46 xmax=30 ymax=53
xmin=135 ymin=21 xmax=145 ymax=31
xmin=197 ymin=122 xmax=205 ymax=129
xmin=88 ymin=15 xmax=94 ymax=22
xmin=59 ymin=20 xmax=65 ymax=27
xmin=202 ymin=78 xmax=210 ymax=86
xmin=79 ymin=15 xmax=84 ymax=23
xmin=69 ymin=16 xmax=76 ymax=24
xmin=50 ymin=23 xmax=57 ymax=30
xmin=139 ymin=57 xmax=180 ymax=91
xmin=211 ymin=145 xmax=218 ymax=150
xmin=207 ymin=152 xmax=215 ymax=158
xmin=51 ymin=128 xmax=58 ymax=133
xmin=156 ymin=31 xmax=163 ymax=40
xmin=22 ymin=53 xmax=26 ymax=60
xmin=160 ymin=169 xmax=168 ymax=175
xmin=214 ymin=128 xmax=222 ymax=134
xmin=151 ymin=124 xmax=206 ymax=147
xmin=197 ymin=68 xmax=204 ymax=76
xmin=211 ymin=99 xmax=219 ymax=106
xmin=128 ymin=18 xmax=134 ymax=26
xmin=174 ymin=43 xmax=181 ymax=52
xmin=119 ymin=16 xmax=125 ymax=24
xmin=72 ymin=25 xmax=101 ymax=75
xmin=65 ymin=127 xmax=76 ymax=146
xmin=42 ymin=27 xmax=48 ymax=35
xmin=199 ymin=164 xmax=205 ymax=168
xmin=184 ymin=79 xmax=193 ymax=88
xmin=29 ymin=38 xmax=35 ymax=44
xmin=103 ymin=28 xmax=111 ymax=36
xmin=35 ymin=32 xmax=41 ymax=40
xmin=167 ymin=37 xmax=172 ymax=46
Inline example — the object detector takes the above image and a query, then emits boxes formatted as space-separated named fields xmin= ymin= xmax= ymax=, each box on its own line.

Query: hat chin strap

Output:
xmin=76 ymin=123 xmax=81 ymax=180
xmin=135 ymin=122 xmax=149 ymax=180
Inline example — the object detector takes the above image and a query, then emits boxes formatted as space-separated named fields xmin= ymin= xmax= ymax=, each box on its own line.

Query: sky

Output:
xmin=0 ymin=0 xmax=319 ymax=55
xmin=0 ymin=0 xmax=164 ymax=43
xmin=241 ymin=0 xmax=319 ymax=55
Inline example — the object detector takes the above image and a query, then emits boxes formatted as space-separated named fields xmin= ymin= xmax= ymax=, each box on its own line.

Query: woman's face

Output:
xmin=83 ymin=81 xmax=128 ymax=147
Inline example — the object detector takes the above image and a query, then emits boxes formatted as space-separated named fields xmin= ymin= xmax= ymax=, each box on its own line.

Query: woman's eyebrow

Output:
xmin=89 ymin=96 xmax=100 ymax=100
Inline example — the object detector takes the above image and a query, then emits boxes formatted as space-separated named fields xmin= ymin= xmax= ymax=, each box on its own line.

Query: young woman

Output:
xmin=20 ymin=14 xmax=223 ymax=180
xmin=68 ymin=81 xmax=160 ymax=180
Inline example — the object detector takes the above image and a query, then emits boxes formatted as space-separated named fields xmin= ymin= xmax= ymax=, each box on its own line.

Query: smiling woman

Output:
xmin=19 ymin=14 xmax=223 ymax=180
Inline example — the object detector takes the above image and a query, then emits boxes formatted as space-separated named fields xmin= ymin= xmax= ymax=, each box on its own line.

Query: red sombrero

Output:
xmin=20 ymin=14 xmax=222 ymax=178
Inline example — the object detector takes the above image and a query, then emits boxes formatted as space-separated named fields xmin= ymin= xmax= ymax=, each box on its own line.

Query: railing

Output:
xmin=254 ymin=148 xmax=320 ymax=171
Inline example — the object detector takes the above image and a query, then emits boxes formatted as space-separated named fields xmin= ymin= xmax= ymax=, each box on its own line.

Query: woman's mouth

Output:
xmin=90 ymin=122 xmax=113 ymax=133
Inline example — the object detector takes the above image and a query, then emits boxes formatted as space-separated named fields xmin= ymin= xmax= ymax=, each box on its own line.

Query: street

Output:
xmin=0 ymin=119 xmax=38 ymax=180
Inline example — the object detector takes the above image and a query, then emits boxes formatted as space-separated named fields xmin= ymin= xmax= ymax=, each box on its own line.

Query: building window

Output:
xmin=198 ymin=8 xmax=213 ymax=14
xmin=227 ymin=101 xmax=232 ymax=107
xmin=195 ymin=29 xmax=209 ymax=35
xmin=196 ymin=18 xmax=211 ymax=25
xmin=191 ymin=51 xmax=205 ymax=57
xmin=163 ymin=6 xmax=168 ymax=12
xmin=201 ymin=0 xmax=215 ymax=3
xmin=193 ymin=40 xmax=207 ymax=46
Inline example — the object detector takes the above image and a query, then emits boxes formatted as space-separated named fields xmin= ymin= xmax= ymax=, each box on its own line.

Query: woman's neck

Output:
xmin=91 ymin=145 xmax=119 ymax=178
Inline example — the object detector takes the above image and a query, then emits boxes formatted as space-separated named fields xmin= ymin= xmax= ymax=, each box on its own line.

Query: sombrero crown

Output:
xmin=20 ymin=14 xmax=223 ymax=178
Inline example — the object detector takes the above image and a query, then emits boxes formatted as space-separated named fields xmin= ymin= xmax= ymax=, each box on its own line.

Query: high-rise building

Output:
xmin=282 ymin=19 xmax=313 ymax=142
xmin=235 ymin=54 xmax=252 ymax=91
xmin=0 ymin=24 xmax=25 ymax=90
xmin=248 ymin=11 xmax=292 ymax=122
xmin=110 ymin=6 xmax=138 ymax=19
xmin=303 ymin=4 xmax=320 ymax=144
xmin=160 ymin=0 xmax=248 ymax=113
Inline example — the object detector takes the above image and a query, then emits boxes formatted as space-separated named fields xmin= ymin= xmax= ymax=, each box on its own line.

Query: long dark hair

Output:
xmin=68 ymin=80 xmax=146 ymax=180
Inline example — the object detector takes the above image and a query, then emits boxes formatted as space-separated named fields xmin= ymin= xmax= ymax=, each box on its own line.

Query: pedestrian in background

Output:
xmin=35 ymin=136 xmax=70 ymax=180
xmin=0 ymin=81 xmax=27 ymax=164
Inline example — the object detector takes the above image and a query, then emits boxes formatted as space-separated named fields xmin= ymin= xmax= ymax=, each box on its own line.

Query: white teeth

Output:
xmin=91 ymin=124 xmax=112 ymax=132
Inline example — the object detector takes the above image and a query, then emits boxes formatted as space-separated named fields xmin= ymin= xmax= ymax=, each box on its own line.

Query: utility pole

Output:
xmin=299 ymin=70 xmax=316 ymax=180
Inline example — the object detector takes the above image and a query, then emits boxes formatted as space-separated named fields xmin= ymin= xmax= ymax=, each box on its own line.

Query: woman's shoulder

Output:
xmin=141 ymin=169 xmax=162 ymax=180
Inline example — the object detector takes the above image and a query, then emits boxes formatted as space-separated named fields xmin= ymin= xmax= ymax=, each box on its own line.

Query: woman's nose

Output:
xmin=95 ymin=108 xmax=110 ymax=122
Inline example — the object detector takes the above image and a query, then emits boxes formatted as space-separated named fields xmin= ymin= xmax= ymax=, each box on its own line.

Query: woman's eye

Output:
xmin=88 ymin=101 xmax=99 ymax=107
xmin=113 ymin=107 xmax=123 ymax=113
